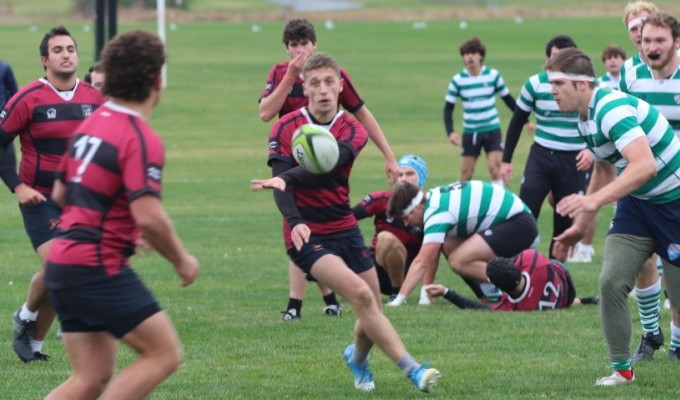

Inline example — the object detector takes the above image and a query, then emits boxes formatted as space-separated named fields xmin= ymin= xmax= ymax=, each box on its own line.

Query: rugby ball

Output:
xmin=291 ymin=124 xmax=339 ymax=174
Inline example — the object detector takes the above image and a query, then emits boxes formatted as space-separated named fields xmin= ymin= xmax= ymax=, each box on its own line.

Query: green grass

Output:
xmin=0 ymin=14 xmax=678 ymax=400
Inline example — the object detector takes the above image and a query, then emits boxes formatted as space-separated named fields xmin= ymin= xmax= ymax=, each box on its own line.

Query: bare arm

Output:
xmin=258 ymin=54 xmax=307 ymax=122
xmin=353 ymin=105 xmax=398 ymax=185
xmin=387 ymin=242 xmax=441 ymax=306
xmin=130 ymin=195 xmax=199 ymax=287
xmin=51 ymin=180 xmax=66 ymax=208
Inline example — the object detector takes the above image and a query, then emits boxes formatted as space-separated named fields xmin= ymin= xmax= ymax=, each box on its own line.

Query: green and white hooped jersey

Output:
xmin=618 ymin=53 xmax=644 ymax=89
xmin=444 ymin=66 xmax=510 ymax=134
xmin=517 ymin=71 xmax=586 ymax=151
xmin=422 ymin=180 xmax=530 ymax=244
xmin=580 ymin=88 xmax=680 ymax=203
xmin=619 ymin=63 xmax=680 ymax=136
xmin=598 ymin=72 xmax=621 ymax=91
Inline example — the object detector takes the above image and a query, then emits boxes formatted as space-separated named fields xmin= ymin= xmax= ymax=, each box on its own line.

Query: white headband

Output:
xmin=547 ymin=71 xmax=596 ymax=82
xmin=402 ymin=191 xmax=424 ymax=217
xmin=627 ymin=16 xmax=646 ymax=31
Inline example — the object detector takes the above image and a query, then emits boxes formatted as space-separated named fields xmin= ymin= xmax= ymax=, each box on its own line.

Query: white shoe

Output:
xmin=567 ymin=248 xmax=592 ymax=263
xmin=419 ymin=286 xmax=432 ymax=305
xmin=664 ymin=299 xmax=671 ymax=310
xmin=595 ymin=370 xmax=635 ymax=386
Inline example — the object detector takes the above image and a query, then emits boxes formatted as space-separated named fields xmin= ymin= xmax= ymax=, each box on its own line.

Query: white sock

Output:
xmin=670 ymin=322 xmax=680 ymax=351
xmin=30 ymin=339 xmax=43 ymax=353
xmin=579 ymin=243 xmax=593 ymax=254
xmin=19 ymin=303 xmax=38 ymax=321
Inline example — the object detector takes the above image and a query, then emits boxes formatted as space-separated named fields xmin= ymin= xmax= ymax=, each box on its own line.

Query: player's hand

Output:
xmin=287 ymin=51 xmax=309 ymax=78
xmin=385 ymin=157 xmax=398 ymax=186
xmin=525 ymin=121 xmax=536 ymax=135
xmin=15 ymin=183 xmax=47 ymax=206
xmin=250 ymin=177 xmax=286 ymax=191
xmin=448 ymin=132 xmax=461 ymax=146
xmin=500 ymin=162 xmax=514 ymax=186
xmin=291 ymin=223 xmax=311 ymax=251
xmin=176 ymin=253 xmax=199 ymax=287
xmin=575 ymin=149 xmax=593 ymax=171
xmin=386 ymin=294 xmax=407 ymax=307
xmin=553 ymin=226 xmax=585 ymax=262
xmin=555 ymin=194 xmax=598 ymax=218
xmin=424 ymin=284 xmax=447 ymax=298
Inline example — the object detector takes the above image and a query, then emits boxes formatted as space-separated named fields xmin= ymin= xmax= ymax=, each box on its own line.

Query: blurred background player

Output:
xmin=353 ymin=155 xmax=430 ymax=303
xmin=443 ymin=37 xmax=516 ymax=186
xmin=258 ymin=18 xmax=401 ymax=320
xmin=500 ymin=34 xmax=592 ymax=261
xmin=251 ymin=53 xmax=440 ymax=393
xmin=2 ymin=26 xmax=104 ymax=362
xmin=0 ymin=59 xmax=19 ymax=199
xmin=425 ymin=249 xmax=599 ymax=311
xmin=83 ymin=61 xmax=104 ymax=91
xmin=598 ymin=44 xmax=626 ymax=91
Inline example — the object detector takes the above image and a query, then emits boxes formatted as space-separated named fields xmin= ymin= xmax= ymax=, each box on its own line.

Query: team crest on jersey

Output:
xmin=147 ymin=165 xmax=162 ymax=182
xmin=46 ymin=108 xmax=57 ymax=119
xmin=674 ymin=95 xmax=680 ymax=105
xmin=81 ymin=104 xmax=93 ymax=117
xmin=268 ymin=139 xmax=278 ymax=150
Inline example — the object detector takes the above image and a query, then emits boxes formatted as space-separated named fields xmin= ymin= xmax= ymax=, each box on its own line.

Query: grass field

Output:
xmin=0 ymin=12 xmax=678 ymax=400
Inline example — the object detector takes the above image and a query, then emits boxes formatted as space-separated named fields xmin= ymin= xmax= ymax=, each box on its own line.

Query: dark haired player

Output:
xmin=426 ymin=249 xmax=598 ymax=311
xmin=44 ymin=29 xmax=199 ymax=399
xmin=2 ymin=25 xmax=104 ymax=362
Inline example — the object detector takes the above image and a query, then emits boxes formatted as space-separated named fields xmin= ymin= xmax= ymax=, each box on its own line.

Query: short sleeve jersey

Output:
xmin=579 ymin=88 xmax=680 ymax=203
xmin=516 ymin=71 xmax=585 ymax=151
xmin=354 ymin=189 xmax=423 ymax=260
xmin=491 ymin=249 xmax=575 ymax=311
xmin=259 ymin=63 xmax=364 ymax=118
xmin=46 ymin=101 xmax=164 ymax=289
xmin=444 ymin=66 xmax=510 ymax=134
xmin=267 ymin=108 xmax=368 ymax=249
xmin=618 ymin=53 xmax=644 ymax=89
xmin=422 ymin=180 xmax=530 ymax=244
xmin=619 ymin=63 xmax=680 ymax=135
xmin=597 ymin=72 xmax=621 ymax=91
xmin=0 ymin=78 xmax=104 ymax=194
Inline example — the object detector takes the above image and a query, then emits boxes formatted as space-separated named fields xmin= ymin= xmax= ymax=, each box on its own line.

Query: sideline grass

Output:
xmin=0 ymin=17 xmax=677 ymax=399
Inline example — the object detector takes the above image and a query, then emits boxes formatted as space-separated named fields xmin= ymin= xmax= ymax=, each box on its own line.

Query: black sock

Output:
xmin=287 ymin=298 xmax=302 ymax=316
xmin=323 ymin=292 xmax=338 ymax=306
xmin=391 ymin=286 xmax=401 ymax=294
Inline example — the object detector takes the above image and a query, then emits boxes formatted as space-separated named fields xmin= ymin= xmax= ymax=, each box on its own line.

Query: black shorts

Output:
xmin=478 ymin=212 xmax=538 ymax=257
xmin=461 ymin=129 xmax=503 ymax=157
xmin=19 ymin=197 xmax=62 ymax=249
xmin=48 ymin=267 xmax=161 ymax=338
xmin=520 ymin=143 xmax=589 ymax=203
xmin=288 ymin=229 xmax=374 ymax=276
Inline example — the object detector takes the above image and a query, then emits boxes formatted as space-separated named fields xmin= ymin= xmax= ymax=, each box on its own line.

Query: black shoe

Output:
xmin=669 ymin=348 xmax=680 ymax=361
xmin=31 ymin=352 xmax=50 ymax=362
xmin=12 ymin=310 xmax=36 ymax=362
xmin=281 ymin=309 xmax=301 ymax=321
xmin=631 ymin=329 xmax=664 ymax=362
xmin=580 ymin=296 xmax=600 ymax=305
xmin=323 ymin=304 xmax=342 ymax=316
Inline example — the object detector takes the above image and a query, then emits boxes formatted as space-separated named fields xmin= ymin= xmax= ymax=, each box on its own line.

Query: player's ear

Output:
xmin=338 ymin=77 xmax=344 ymax=93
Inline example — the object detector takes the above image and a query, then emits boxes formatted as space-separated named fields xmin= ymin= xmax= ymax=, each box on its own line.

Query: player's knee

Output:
xmin=346 ymin=283 xmax=376 ymax=310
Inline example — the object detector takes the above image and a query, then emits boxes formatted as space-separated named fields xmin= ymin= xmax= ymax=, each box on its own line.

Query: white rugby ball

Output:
xmin=291 ymin=124 xmax=339 ymax=174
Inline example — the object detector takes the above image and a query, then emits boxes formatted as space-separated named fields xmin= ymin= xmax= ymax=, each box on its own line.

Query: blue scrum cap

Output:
xmin=398 ymin=154 xmax=428 ymax=188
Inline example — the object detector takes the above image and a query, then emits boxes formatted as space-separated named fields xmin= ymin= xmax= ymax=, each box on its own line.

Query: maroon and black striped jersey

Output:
xmin=353 ymin=190 xmax=423 ymax=260
xmin=0 ymin=78 xmax=104 ymax=194
xmin=46 ymin=102 xmax=164 ymax=289
xmin=259 ymin=62 xmax=364 ymax=118
xmin=491 ymin=249 xmax=575 ymax=311
xmin=268 ymin=108 xmax=367 ymax=249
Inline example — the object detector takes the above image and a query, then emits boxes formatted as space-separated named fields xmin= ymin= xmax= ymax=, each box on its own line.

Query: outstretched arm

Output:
xmin=353 ymin=105 xmax=398 ymax=185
